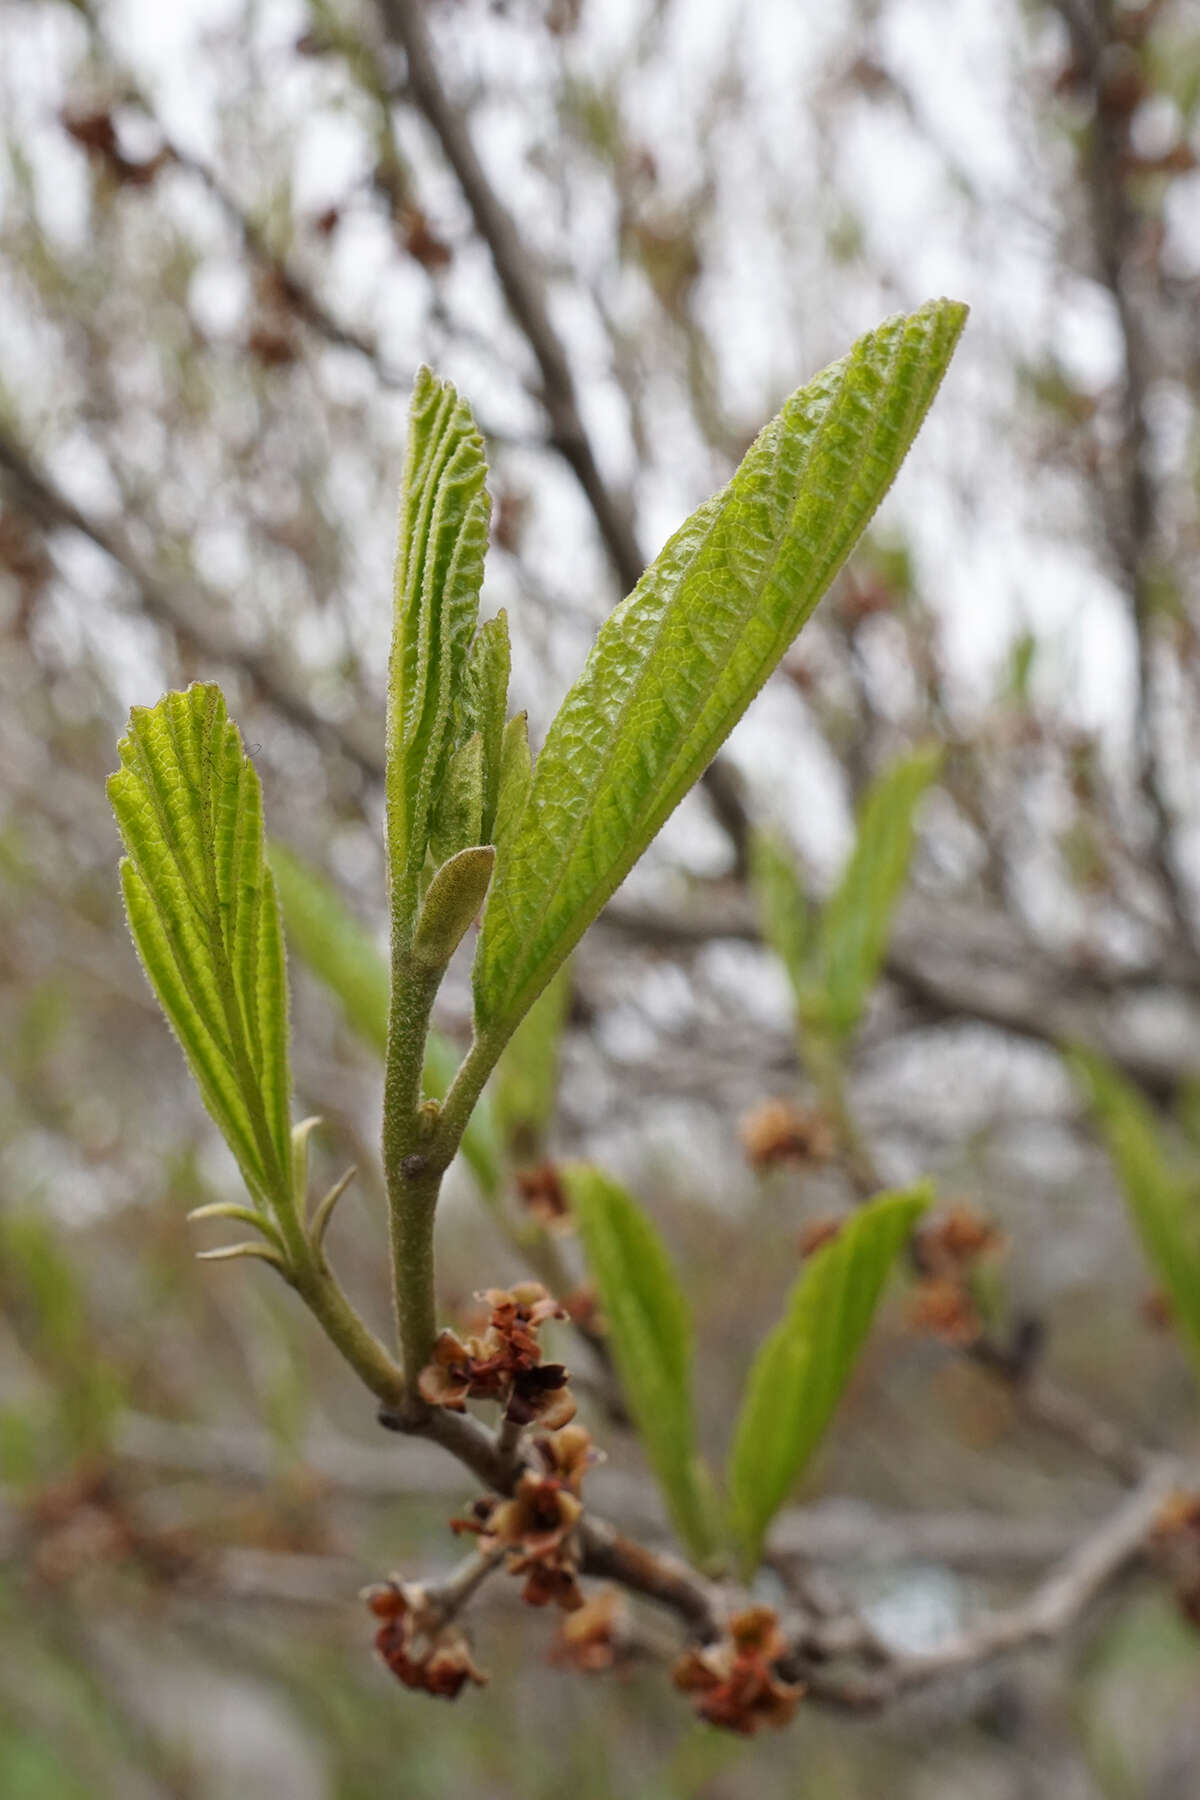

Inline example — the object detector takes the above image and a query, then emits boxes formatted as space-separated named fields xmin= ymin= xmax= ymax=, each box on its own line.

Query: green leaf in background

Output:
xmin=814 ymin=744 xmax=942 ymax=1041
xmin=387 ymin=368 xmax=491 ymax=932
xmin=1071 ymin=1047 xmax=1200 ymax=1380
xmin=108 ymin=685 xmax=293 ymax=1214
xmin=564 ymin=1164 xmax=719 ymax=1566
xmin=727 ymin=1184 xmax=930 ymax=1573
xmin=749 ymin=828 xmax=812 ymax=999
xmin=269 ymin=842 xmax=502 ymax=1198
xmin=493 ymin=962 xmax=572 ymax=1163
xmin=474 ymin=300 xmax=967 ymax=1041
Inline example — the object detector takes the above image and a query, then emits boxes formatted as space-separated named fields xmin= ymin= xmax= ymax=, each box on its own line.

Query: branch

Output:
xmin=374 ymin=0 xmax=750 ymax=869
xmin=0 ymin=422 xmax=384 ymax=784
xmin=795 ymin=1460 xmax=1177 ymax=1709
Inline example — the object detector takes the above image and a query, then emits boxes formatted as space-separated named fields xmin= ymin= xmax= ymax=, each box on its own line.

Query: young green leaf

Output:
xmin=493 ymin=962 xmax=572 ymax=1162
xmin=474 ymin=300 xmax=967 ymax=1041
xmin=1070 ymin=1047 xmax=1200 ymax=1380
xmin=749 ymin=829 xmax=812 ymax=999
xmin=564 ymin=1165 xmax=720 ymax=1565
xmin=727 ymin=1184 xmax=930 ymax=1573
xmin=108 ymin=685 xmax=293 ymax=1214
xmin=428 ymin=731 xmax=485 ymax=867
xmin=814 ymin=745 xmax=942 ymax=1041
xmin=460 ymin=610 xmax=511 ymax=841
xmin=269 ymin=842 xmax=502 ymax=1197
xmin=492 ymin=711 xmax=532 ymax=851
xmin=387 ymin=368 xmax=491 ymax=936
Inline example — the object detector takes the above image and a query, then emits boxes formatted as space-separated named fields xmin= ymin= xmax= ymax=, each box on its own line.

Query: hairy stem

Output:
xmin=382 ymin=944 xmax=446 ymax=1397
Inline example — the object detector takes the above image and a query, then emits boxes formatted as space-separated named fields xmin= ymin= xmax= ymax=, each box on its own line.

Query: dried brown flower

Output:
xmin=365 ymin=1579 xmax=488 ymax=1699
xmin=673 ymin=1606 xmax=802 ymax=1735
xmin=515 ymin=1161 xmax=569 ymax=1226
xmin=740 ymin=1099 xmax=835 ymax=1171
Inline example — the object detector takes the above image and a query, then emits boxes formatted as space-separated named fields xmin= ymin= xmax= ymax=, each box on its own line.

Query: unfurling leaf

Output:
xmin=387 ymin=368 xmax=491 ymax=936
xmin=429 ymin=732 xmax=485 ymax=867
xmin=269 ymin=842 xmax=502 ymax=1197
xmin=564 ymin=1164 xmax=719 ymax=1565
xmin=813 ymin=744 xmax=942 ymax=1040
xmin=108 ymin=684 xmax=294 ymax=1215
xmin=727 ymin=1184 xmax=930 ymax=1573
xmin=412 ymin=845 xmax=495 ymax=974
xmin=474 ymin=301 xmax=967 ymax=1041
xmin=1071 ymin=1047 xmax=1200 ymax=1381
xmin=460 ymin=610 xmax=511 ymax=840
xmin=492 ymin=711 xmax=532 ymax=850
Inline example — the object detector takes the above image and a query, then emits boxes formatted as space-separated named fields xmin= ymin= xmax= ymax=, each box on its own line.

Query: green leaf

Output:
xmin=429 ymin=731 xmax=485 ymax=867
xmin=460 ymin=610 xmax=511 ymax=841
xmin=1070 ymin=1047 xmax=1200 ymax=1380
xmin=269 ymin=841 xmax=502 ymax=1197
xmin=813 ymin=745 xmax=942 ymax=1040
xmin=749 ymin=829 xmax=812 ymax=999
xmin=564 ymin=1164 xmax=719 ymax=1565
xmin=493 ymin=962 xmax=571 ymax=1162
xmin=474 ymin=300 xmax=967 ymax=1039
xmin=108 ymin=685 xmax=293 ymax=1213
xmin=727 ymin=1184 xmax=930 ymax=1573
xmin=492 ymin=710 xmax=532 ymax=850
xmin=387 ymin=368 xmax=491 ymax=935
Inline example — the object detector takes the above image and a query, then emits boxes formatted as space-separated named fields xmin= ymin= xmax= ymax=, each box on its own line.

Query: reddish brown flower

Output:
xmin=740 ymin=1099 xmax=835 ymax=1171
xmin=515 ymin=1161 xmax=570 ymax=1226
xmin=673 ymin=1607 xmax=802 ymax=1735
xmin=417 ymin=1283 xmax=573 ymax=1426
xmin=553 ymin=1586 xmax=629 ymax=1672
xmin=906 ymin=1274 xmax=980 ymax=1345
xmin=915 ymin=1203 xmax=1003 ymax=1277
xmin=453 ymin=1469 xmax=585 ymax=1613
xmin=365 ymin=1579 xmax=488 ymax=1699
xmin=1152 ymin=1491 xmax=1200 ymax=1629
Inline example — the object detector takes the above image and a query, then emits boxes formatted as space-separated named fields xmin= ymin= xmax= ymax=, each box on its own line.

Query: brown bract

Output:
xmin=365 ymin=1579 xmax=488 ymax=1699
xmin=1152 ymin=1491 xmax=1200 ymax=1628
xmin=672 ymin=1606 xmax=803 ymax=1735
xmin=514 ymin=1161 xmax=570 ymax=1226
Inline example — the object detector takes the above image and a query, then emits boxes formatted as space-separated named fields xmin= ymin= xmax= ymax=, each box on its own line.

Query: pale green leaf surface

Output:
xmin=1071 ymin=1047 xmax=1200 ymax=1380
xmin=493 ymin=963 xmax=571 ymax=1161
xmin=728 ymin=1185 xmax=930 ymax=1572
xmin=564 ymin=1164 xmax=717 ymax=1564
xmin=749 ymin=829 xmax=812 ymax=999
xmin=475 ymin=301 xmax=966 ymax=1037
xmin=816 ymin=745 xmax=942 ymax=1040
xmin=108 ymin=685 xmax=293 ymax=1211
xmin=460 ymin=610 xmax=511 ymax=840
xmin=387 ymin=368 xmax=490 ymax=929
xmin=429 ymin=731 xmax=484 ymax=867
xmin=492 ymin=711 xmax=532 ymax=852
xmin=269 ymin=842 xmax=502 ymax=1197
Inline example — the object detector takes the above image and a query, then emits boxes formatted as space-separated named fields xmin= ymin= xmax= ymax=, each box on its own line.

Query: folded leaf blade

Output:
xmin=727 ymin=1184 xmax=930 ymax=1573
xmin=475 ymin=300 xmax=966 ymax=1036
xmin=564 ymin=1164 xmax=718 ymax=1565
xmin=108 ymin=685 xmax=293 ymax=1213
xmin=387 ymin=368 xmax=491 ymax=932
